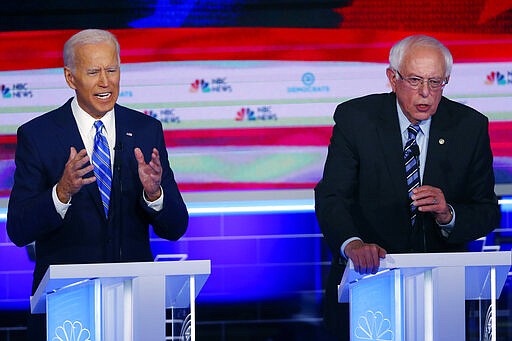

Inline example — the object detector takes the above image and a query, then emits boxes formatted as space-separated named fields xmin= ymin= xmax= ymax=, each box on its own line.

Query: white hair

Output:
xmin=389 ymin=35 xmax=452 ymax=77
xmin=63 ymin=29 xmax=120 ymax=72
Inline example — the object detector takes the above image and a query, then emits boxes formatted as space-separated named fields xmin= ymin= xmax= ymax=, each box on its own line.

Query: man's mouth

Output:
xmin=416 ymin=104 xmax=430 ymax=111
xmin=96 ymin=92 xmax=111 ymax=99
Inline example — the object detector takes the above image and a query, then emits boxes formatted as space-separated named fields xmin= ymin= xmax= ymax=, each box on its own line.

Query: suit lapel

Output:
xmin=113 ymin=105 xmax=136 ymax=182
xmin=52 ymin=99 xmax=106 ymax=219
xmin=423 ymin=97 xmax=452 ymax=187
xmin=376 ymin=93 xmax=410 ymax=199
xmin=52 ymin=100 xmax=86 ymax=156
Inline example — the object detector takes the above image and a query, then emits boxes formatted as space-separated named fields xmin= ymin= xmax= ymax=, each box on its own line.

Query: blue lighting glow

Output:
xmin=500 ymin=197 xmax=512 ymax=212
xmin=186 ymin=199 xmax=315 ymax=215
xmin=0 ymin=200 xmax=315 ymax=221
xmin=1 ymin=198 xmax=511 ymax=221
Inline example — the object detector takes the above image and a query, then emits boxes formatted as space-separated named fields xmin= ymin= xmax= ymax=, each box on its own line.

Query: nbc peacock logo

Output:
xmin=354 ymin=310 xmax=394 ymax=340
xmin=485 ymin=71 xmax=508 ymax=85
xmin=189 ymin=79 xmax=210 ymax=93
xmin=235 ymin=107 xmax=255 ymax=121
xmin=235 ymin=106 xmax=277 ymax=121
xmin=1 ymin=84 xmax=11 ymax=98
xmin=53 ymin=320 xmax=91 ymax=341
xmin=190 ymin=77 xmax=232 ymax=93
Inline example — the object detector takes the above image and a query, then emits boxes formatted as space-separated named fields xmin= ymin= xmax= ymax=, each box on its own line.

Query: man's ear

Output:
xmin=64 ymin=67 xmax=76 ymax=90
xmin=386 ymin=67 xmax=397 ymax=92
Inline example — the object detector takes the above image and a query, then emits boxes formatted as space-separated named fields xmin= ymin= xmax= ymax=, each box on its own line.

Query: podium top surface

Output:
xmin=345 ymin=251 xmax=510 ymax=279
xmin=40 ymin=259 xmax=210 ymax=280
xmin=377 ymin=251 xmax=510 ymax=269
xmin=339 ymin=251 xmax=511 ymax=302
xmin=31 ymin=260 xmax=211 ymax=314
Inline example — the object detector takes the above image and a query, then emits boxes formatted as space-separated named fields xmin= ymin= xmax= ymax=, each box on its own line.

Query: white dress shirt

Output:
xmin=52 ymin=97 xmax=163 ymax=218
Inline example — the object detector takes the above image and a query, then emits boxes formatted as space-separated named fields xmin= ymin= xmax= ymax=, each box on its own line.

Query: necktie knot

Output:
xmin=407 ymin=124 xmax=420 ymax=139
xmin=404 ymin=124 xmax=420 ymax=157
xmin=94 ymin=120 xmax=104 ymax=133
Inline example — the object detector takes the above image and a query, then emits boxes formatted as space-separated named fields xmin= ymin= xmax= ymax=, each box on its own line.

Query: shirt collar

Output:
xmin=396 ymin=101 xmax=431 ymax=137
xmin=71 ymin=97 xmax=115 ymax=137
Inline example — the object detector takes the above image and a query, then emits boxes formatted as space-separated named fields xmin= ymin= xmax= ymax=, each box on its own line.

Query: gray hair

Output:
xmin=63 ymin=29 xmax=120 ymax=72
xmin=389 ymin=35 xmax=452 ymax=77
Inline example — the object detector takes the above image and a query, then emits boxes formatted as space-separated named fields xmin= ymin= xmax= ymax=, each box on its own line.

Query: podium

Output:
xmin=339 ymin=251 xmax=511 ymax=341
xmin=31 ymin=260 xmax=211 ymax=341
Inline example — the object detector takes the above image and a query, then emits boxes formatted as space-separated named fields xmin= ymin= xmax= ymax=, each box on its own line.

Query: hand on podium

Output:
xmin=345 ymin=240 xmax=387 ymax=275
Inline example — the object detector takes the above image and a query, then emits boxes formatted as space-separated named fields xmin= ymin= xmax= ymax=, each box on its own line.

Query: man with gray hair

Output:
xmin=315 ymin=34 xmax=500 ymax=339
xmin=7 ymin=29 xmax=189 ymax=339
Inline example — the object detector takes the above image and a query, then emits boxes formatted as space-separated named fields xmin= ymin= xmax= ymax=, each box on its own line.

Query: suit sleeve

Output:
xmin=7 ymin=125 xmax=65 ymax=246
xmin=315 ymin=103 xmax=361 ymax=257
xmin=446 ymin=115 xmax=500 ymax=243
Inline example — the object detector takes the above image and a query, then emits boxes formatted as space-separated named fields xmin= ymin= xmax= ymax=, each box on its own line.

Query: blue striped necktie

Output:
xmin=92 ymin=120 xmax=112 ymax=218
xmin=404 ymin=124 xmax=420 ymax=225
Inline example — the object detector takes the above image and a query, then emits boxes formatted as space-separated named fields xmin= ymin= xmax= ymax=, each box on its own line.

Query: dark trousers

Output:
xmin=324 ymin=300 xmax=350 ymax=341
xmin=27 ymin=312 xmax=46 ymax=341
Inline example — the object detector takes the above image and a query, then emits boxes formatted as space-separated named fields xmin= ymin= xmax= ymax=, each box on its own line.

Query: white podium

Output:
xmin=31 ymin=260 xmax=211 ymax=341
xmin=339 ymin=251 xmax=511 ymax=341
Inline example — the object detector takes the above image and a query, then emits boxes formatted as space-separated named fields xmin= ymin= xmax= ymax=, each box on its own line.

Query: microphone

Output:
xmin=114 ymin=142 xmax=123 ymax=151
xmin=113 ymin=141 xmax=123 ymax=171
xmin=113 ymin=141 xmax=123 ymax=193
xmin=410 ymin=144 xmax=421 ymax=186
xmin=410 ymin=144 xmax=426 ymax=251
xmin=410 ymin=144 xmax=420 ymax=157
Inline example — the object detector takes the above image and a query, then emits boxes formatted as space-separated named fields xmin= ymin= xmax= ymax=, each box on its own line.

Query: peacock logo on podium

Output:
xmin=354 ymin=310 xmax=394 ymax=341
xmin=52 ymin=320 xmax=91 ymax=341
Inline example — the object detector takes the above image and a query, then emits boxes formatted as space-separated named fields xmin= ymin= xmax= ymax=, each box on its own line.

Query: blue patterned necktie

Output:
xmin=92 ymin=120 xmax=112 ymax=218
xmin=404 ymin=124 xmax=420 ymax=225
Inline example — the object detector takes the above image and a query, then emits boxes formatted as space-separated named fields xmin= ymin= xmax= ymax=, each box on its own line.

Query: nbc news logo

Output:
xmin=189 ymin=78 xmax=232 ymax=93
xmin=235 ymin=106 xmax=277 ymax=121
xmin=1 ymin=83 xmax=33 ymax=98
xmin=485 ymin=71 xmax=512 ymax=85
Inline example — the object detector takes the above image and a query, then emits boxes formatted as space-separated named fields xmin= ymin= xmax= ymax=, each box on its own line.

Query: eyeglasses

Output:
xmin=395 ymin=70 xmax=448 ymax=90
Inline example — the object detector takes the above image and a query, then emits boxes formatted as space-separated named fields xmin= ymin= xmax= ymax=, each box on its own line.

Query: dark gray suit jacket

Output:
xmin=315 ymin=92 xmax=500 ymax=338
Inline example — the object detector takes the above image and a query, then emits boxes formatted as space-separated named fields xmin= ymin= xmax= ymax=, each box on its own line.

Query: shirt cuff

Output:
xmin=143 ymin=186 xmax=164 ymax=211
xmin=437 ymin=204 xmax=455 ymax=237
xmin=341 ymin=237 xmax=362 ymax=259
xmin=52 ymin=184 xmax=71 ymax=219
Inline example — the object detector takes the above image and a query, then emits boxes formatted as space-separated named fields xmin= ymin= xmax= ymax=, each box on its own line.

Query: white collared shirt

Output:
xmin=52 ymin=97 xmax=163 ymax=217
xmin=71 ymin=97 xmax=116 ymax=169
xmin=396 ymin=103 xmax=431 ymax=184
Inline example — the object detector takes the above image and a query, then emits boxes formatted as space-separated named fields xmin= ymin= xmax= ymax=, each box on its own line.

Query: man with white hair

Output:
xmin=7 ymin=29 xmax=189 ymax=339
xmin=315 ymin=35 xmax=500 ymax=339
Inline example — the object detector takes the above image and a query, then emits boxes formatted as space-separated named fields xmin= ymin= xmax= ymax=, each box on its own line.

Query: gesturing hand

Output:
xmin=345 ymin=240 xmax=387 ymax=275
xmin=56 ymin=147 xmax=95 ymax=203
xmin=134 ymin=147 xmax=162 ymax=202
xmin=411 ymin=185 xmax=453 ymax=224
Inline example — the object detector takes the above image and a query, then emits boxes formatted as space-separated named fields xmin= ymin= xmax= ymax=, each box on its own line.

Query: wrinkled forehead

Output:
xmin=400 ymin=46 xmax=446 ymax=76
xmin=75 ymin=42 xmax=119 ymax=63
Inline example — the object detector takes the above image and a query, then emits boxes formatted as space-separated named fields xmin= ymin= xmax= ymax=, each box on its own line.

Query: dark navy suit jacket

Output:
xmin=315 ymin=92 xmax=500 ymax=339
xmin=7 ymin=98 xmax=188 ymax=292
